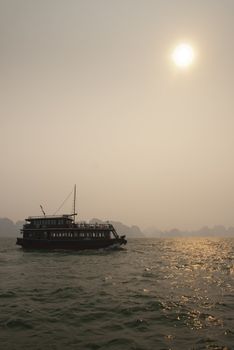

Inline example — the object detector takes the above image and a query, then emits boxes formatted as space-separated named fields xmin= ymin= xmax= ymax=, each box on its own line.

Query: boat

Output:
xmin=16 ymin=186 xmax=127 ymax=250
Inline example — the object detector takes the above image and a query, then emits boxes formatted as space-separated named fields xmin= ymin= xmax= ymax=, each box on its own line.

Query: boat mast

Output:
xmin=73 ymin=184 xmax=76 ymax=222
xmin=40 ymin=205 xmax=46 ymax=216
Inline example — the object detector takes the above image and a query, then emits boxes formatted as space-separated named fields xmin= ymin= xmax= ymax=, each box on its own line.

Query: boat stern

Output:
xmin=16 ymin=237 xmax=23 ymax=246
xmin=119 ymin=235 xmax=127 ymax=245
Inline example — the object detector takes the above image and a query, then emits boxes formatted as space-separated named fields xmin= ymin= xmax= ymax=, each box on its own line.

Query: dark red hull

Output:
xmin=16 ymin=237 xmax=127 ymax=250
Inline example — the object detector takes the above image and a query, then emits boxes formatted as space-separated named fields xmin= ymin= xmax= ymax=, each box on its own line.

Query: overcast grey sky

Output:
xmin=1 ymin=0 xmax=234 ymax=230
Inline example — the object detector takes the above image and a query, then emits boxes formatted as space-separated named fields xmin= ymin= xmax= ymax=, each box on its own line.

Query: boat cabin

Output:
xmin=21 ymin=215 xmax=116 ymax=241
xmin=25 ymin=215 xmax=73 ymax=228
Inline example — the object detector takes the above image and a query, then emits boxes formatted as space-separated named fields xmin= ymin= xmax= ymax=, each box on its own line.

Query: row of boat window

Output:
xmin=30 ymin=221 xmax=111 ymax=228
xmin=51 ymin=232 xmax=108 ymax=238
xmin=32 ymin=219 xmax=66 ymax=225
xmin=25 ymin=232 xmax=109 ymax=239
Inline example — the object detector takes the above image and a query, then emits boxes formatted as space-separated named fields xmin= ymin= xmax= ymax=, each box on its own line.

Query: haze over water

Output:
xmin=0 ymin=237 xmax=234 ymax=350
xmin=1 ymin=0 xmax=234 ymax=231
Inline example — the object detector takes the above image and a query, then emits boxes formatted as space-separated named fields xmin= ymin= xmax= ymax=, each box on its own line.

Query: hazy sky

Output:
xmin=1 ymin=0 xmax=234 ymax=230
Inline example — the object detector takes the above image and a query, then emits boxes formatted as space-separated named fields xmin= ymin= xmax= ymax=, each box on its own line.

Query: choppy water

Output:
xmin=0 ymin=237 xmax=234 ymax=350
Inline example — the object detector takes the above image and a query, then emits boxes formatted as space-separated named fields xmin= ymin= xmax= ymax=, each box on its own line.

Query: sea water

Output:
xmin=0 ymin=237 xmax=234 ymax=350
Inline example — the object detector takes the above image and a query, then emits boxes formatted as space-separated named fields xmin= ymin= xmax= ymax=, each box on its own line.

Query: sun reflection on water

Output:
xmin=139 ymin=238 xmax=234 ymax=336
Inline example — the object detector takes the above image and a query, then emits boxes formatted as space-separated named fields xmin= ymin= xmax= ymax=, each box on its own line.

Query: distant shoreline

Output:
xmin=1 ymin=217 xmax=234 ymax=238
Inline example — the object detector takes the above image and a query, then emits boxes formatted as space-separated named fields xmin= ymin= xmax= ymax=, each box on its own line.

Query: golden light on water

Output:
xmin=172 ymin=43 xmax=195 ymax=69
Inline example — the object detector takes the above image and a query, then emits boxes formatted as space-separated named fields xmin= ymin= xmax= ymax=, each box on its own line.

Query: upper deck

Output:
xmin=26 ymin=214 xmax=73 ymax=221
xmin=23 ymin=215 xmax=115 ymax=232
xmin=24 ymin=215 xmax=74 ymax=228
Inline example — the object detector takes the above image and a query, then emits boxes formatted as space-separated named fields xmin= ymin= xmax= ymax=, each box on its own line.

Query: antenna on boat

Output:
xmin=73 ymin=184 xmax=77 ymax=222
xmin=40 ymin=205 xmax=46 ymax=216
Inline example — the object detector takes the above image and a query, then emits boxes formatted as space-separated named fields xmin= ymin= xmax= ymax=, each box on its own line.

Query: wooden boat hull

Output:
xmin=16 ymin=237 xmax=127 ymax=250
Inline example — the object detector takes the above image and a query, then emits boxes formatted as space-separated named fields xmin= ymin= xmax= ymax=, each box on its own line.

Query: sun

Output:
xmin=172 ymin=43 xmax=195 ymax=69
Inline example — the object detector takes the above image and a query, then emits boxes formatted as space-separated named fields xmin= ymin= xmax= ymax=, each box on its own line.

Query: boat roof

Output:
xmin=26 ymin=214 xmax=74 ymax=221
